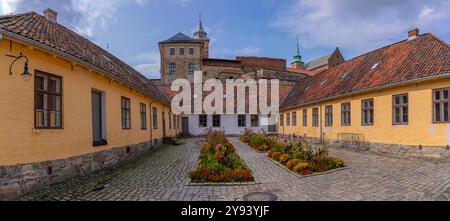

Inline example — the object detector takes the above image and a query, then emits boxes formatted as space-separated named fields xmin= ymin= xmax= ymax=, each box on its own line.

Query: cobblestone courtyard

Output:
xmin=20 ymin=138 xmax=450 ymax=201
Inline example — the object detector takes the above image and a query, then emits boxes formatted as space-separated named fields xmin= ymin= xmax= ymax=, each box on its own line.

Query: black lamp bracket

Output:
xmin=6 ymin=52 xmax=29 ymax=76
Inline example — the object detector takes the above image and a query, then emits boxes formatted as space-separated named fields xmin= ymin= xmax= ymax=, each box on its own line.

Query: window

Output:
xmin=121 ymin=97 xmax=131 ymax=129
xmin=393 ymin=94 xmax=409 ymax=125
xmin=362 ymin=99 xmax=374 ymax=126
xmin=152 ymin=107 xmax=158 ymax=129
xmin=179 ymin=48 xmax=185 ymax=56
xmin=312 ymin=108 xmax=319 ymax=127
xmin=199 ymin=115 xmax=207 ymax=127
xmin=173 ymin=113 xmax=177 ymax=130
xmin=433 ymin=88 xmax=449 ymax=123
xmin=292 ymin=112 xmax=297 ymax=126
xmin=238 ymin=115 xmax=246 ymax=127
xmin=168 ymin=112 xmax=172 ymax=129
xmin=280 ymin=114 xmax=284 ymax=127
xmin=213 ymin=115 xmax=221 ymax=127
xmin=170 ymin=48 xmax=175 ymax=56
xmin=303 ymin=109 xmax=307 ymax=127
xmin=35 ymin=71 xmax=62 ymax=129
xmin=189 ymin=48 xmax=194 ymax=55
xmin=140 ymin=103 xmax=147 ymax=130
xmin=251 ymin=115 xmax=259 ymax=127
xmin=169 ymin=62 xmax=176 ymax=75
xmin=286 ymin=113 xmax=291 ymax=126
xmin=325 ymin=106 xmax=333 ymax=126
xmin=188 ymin=63 xmax=196 ymax=75
xmin=341 ymin=102 xmax=351 ymax=126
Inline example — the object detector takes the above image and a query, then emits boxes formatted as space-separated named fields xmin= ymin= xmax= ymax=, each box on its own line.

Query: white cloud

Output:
xmin=1 ymin=0 xmax=21 ymax=15
xmin=70 ymin=0 xmax=128 ymax=38
xmin=133 ymin=52 xmax=161 ymax=79
xmin=213 ymin=46 xmax=263 ymax=58
xmin=271 ymin=0 xmax=450 ymax=54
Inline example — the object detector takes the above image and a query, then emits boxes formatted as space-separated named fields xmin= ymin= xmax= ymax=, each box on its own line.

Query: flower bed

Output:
xmin=190 ymin=129 xmax=254 ymax=183
xmin=239 ymin=129 xmax=282 ymax=152
xmin=241 ymin=130 xmax=346 ymax=176
xmin=267 ymin=138 xmax=345 ymax=175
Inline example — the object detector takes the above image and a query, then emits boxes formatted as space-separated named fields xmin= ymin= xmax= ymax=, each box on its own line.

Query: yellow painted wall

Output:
xmin=279 ymin=78 xmax=450 ymax=147
xmin=0 ymin=37 xmax=177 ymax=165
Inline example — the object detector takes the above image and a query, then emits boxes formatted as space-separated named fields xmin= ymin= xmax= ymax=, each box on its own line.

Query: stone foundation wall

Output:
xmin=278 ymin=134 xmax=450 ymax=161
xmin=0 ymin=140 xmax=163 ymax=200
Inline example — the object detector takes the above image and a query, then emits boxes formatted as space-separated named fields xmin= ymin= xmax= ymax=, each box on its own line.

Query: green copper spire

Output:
xmin=293 ymin=34 xmax=303 ymax=63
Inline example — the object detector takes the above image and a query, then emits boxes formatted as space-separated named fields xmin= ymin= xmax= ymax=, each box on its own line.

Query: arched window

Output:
xmin=169 ymin=62 xmax=176 ymax=75
xmin=188 ymin=63 xmax=196 ymax=75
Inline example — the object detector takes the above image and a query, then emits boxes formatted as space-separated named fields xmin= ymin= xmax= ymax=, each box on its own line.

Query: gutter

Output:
xmin=281 ymin=73 xmax=450 ymax=111
xmin=0 ymin=29 xmax=170 ymax=105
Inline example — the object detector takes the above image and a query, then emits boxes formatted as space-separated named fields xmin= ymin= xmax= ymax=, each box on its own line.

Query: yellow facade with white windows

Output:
xmin=279 ymin=79 xmax=450 ymax=147
xmin=0 ymin=35 xmax=179 ymax=166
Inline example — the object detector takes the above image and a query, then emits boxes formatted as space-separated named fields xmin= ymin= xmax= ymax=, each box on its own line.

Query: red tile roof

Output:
xmin=0 ymin=12 xmax=170 ymax=104
xmin=285 ymin=67 xmax=317 ymax=76
xmin=281 ymin=33 xmax=450 ymax=110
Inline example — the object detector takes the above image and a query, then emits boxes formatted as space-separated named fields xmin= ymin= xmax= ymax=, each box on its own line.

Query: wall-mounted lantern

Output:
xmin=6 ymin=52 xmax=32 ymax=80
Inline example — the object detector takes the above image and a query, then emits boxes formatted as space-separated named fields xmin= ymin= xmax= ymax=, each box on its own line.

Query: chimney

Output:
xmin=408 ymin=28 xmax=419 ymax=40
xmin=43 ymin=8 xmax=58 ymax=23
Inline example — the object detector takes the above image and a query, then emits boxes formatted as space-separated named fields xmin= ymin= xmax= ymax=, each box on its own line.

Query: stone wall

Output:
xmin=278 ymin=134 xmax=450 ymax=161
xmin=0 ymin=140 xmax=163 ymax=200
xmin=236 ymin=57 xmax=287 ymax=71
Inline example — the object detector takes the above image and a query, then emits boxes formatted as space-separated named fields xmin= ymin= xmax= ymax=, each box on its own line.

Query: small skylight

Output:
xmin=341 ymin=72 xmax=350 ymax=80
xmin=305 ymin=86 xmax=310 ymax=92
xmin=371 ymin=63 xmax=380 ymax=70
xmin=320 ymin=80 xmax=327 ymax=86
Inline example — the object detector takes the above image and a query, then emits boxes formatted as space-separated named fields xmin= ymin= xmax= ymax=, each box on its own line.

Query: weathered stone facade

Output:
xmin=159 ymin=42 xmax=203 ymax=85
xmin=0 ymin=140 xmax=163 ymax=200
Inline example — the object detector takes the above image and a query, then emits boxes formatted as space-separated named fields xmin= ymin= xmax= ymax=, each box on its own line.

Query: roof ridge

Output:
xmin=427 ymin=32 xmax=450 ymax=50
xmin=0 ymin=11 xmax=35 ymax=19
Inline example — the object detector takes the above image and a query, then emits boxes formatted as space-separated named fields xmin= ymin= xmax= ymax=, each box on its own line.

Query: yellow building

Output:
xmin=0 ymin=10 xmax=179 ymax=199
xmin=279 ymin=29 xmax=450 ymax=158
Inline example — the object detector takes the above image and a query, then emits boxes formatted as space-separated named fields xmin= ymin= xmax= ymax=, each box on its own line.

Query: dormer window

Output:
xmin=341 ymin=72 xmax=349 ymax=80
xmin=371 ymin=63 xmax=380 ymax=70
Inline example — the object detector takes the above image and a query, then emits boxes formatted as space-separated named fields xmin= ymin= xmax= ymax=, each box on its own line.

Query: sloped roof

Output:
xmin=285 ymin=67 xmax=317 ymax=76
xmin=0 ymin=12 xmax=170 ymax=104
xmin=281 ymin=33 xmax=450 ymax=110
xmin=305 ymin=53 xmax=332 ymax=71
xmin=159 ymin=32 xmax=203 ymax=44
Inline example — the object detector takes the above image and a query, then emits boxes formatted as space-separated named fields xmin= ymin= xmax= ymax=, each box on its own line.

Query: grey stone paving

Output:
xmin=19 ymin=138 xmax=450 ymax=201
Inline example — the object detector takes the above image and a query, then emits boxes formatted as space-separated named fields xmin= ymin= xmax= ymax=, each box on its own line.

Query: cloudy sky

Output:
xmin=1 ymin=0 xmax=450 ymax=79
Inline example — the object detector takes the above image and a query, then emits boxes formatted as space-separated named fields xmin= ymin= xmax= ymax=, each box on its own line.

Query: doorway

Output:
xmin=92 ymin=90 xmax=107 ymax=146
xmin=182 ymin=117 xmax=189 ymax=135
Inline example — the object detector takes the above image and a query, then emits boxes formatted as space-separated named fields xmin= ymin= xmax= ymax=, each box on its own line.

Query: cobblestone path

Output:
xmin=20 ymin=138 xmax=450 ymax=201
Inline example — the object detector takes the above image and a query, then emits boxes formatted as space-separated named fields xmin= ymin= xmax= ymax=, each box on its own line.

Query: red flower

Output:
xmin=216 ymin=153 xmax=221 ymax=161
